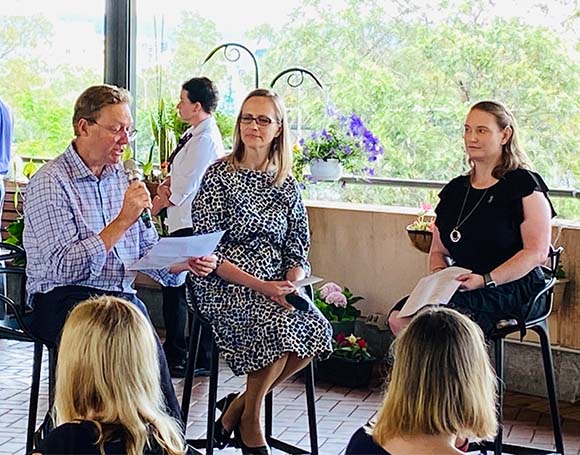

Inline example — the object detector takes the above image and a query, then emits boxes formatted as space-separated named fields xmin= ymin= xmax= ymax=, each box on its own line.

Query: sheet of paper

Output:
xmin=126 ymin=231 xmax=225 ymax=271
xmin=397 ymin=266 xmax=472 ymax=318
xmin=293 ymin=275 xmax=323 ymax=288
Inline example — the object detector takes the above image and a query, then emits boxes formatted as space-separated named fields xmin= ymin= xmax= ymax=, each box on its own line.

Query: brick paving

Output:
xmin=1 ymin=338 xmax=580 ymax=454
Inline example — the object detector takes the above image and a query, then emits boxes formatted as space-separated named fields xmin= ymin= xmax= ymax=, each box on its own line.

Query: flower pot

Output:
xmin=331 ymin=320 xmax=355 ymax=338
xmin=553 ymin=278 xmax=570 ymax=312
xmin=315 ymin=355 xmax=375 ymax=388
xmin=309 ymin=159 xmax=343 ymax=181
xmin=144 ymin=181 xmax=159 ymax=198
xmin=406 ymin=226 xmax=433 ymax=254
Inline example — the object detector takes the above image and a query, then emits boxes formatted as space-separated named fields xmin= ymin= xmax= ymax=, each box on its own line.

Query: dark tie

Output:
xmin=167 ymin=132 xmax=193 ymax=172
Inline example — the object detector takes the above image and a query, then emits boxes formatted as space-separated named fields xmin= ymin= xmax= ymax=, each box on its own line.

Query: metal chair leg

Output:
xmin=494 ymin=338 xmax=504 ymax=455
xmin=533 ymin=321 xmax=564 ymax=455
xmin=26 ymin=342 xmax=43 ymax=452
xmin=181 ymin=312 xmax=200 ymax=425
xmin=304 ymin=362 xmax=319 ymax=455
xmin=205 ymin=341 xmax=220 ymax=455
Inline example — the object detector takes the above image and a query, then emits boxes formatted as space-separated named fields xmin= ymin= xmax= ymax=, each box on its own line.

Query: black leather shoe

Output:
xmin=234 ymin=425 xmax=270 ymax=455
xmin=168 ymin=359 xmax=187 ymax=378
xmin=213 ymin=392 xmax=239 ymax=449
xmin=193 ymin=367 xmax=211 ymax=377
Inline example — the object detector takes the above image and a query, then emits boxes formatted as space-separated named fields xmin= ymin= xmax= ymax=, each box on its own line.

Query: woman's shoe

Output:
xmin=234 ymin=425 xmax=270 ymax=455
xmin=213 ymin=392 xmax=239 ymax=449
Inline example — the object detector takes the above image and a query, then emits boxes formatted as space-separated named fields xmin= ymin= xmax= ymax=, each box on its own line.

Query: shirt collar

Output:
xmin=65 ymin=142 xmax=122 ymax=181
xmin=191 ymin=116 xmax=216 ymax=136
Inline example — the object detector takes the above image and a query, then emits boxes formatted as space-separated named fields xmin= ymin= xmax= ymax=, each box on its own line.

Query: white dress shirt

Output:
xmin=166 ymin=116 xmax=224 ymax=233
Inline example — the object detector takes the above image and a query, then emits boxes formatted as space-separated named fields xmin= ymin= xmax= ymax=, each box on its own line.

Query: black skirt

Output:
xmin=391 ymin=267 xmax=547 ymax=337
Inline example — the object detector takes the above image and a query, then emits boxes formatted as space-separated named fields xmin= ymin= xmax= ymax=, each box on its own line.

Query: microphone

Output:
xmin=123 ymin=159 xmax=153 ymax=229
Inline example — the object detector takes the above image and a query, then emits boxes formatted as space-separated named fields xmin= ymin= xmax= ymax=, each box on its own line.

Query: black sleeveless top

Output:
xmin=36 ymin=421 xmax=170 ymax=454
xmin=434 ymin=169 xmax=556 ymax=275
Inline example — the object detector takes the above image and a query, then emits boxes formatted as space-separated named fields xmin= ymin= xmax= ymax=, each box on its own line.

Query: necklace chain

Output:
xmin=450 ymin=184 xmax=490 ymax=243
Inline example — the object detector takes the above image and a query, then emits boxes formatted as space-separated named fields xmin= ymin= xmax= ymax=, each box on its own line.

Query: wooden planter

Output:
xmin=406 ymin=227 xmax=433 ymax=254
xmin=315 ymin=355 xmax=375 ymax=388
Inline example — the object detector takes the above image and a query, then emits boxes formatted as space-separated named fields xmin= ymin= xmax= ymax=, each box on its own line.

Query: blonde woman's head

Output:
xmin=227 ymin=88 xmax=292 ymax=186
xmin=55 ymin=296 xmax=185 ymax=455
xmin=373 ymin=307 xmax=497 ymax=444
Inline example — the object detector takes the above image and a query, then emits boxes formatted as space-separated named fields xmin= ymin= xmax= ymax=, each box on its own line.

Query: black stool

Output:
xmin=181 ymin=276 xmax=319 ymax=455
xmin=470 ymin=246 xmax=564 ymax=455
xmin=0 ymin=242 xmax=56 ymax=452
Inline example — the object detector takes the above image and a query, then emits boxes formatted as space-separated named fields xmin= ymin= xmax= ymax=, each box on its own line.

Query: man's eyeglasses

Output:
xmin=91 ymin=121 xmax=138 ymax=141
xmin=239 ymin=114 xmax=280 ymax=127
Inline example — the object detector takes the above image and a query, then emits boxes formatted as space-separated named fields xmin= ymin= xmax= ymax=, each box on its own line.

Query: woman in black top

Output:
xmin=33 ymin=297 xmax=188 ymax=455
xmin=389 ymin=100 xmax=555 ymax=336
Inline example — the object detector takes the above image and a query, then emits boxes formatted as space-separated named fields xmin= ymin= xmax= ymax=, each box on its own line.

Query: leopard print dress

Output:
xmin=190 ymin=160 xmax=332 ymax=375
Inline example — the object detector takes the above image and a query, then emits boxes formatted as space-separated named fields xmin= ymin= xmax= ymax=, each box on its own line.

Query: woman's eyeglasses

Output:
xmin=239 ymin=114 xmax=280 ymax=127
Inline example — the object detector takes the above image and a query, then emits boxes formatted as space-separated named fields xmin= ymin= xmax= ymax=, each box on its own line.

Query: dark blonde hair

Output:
xmin=72 ymin=84 xmax=132 ymax=135
xmin=225 ymin=88 xmax=291 ymax=186
xmin=55 ymin=296 xmax=186 ymax=455
xmin=372 ymin=307 xmax=497 ymax=444
xmin=467 ymin=100 xmax=533 ymax=178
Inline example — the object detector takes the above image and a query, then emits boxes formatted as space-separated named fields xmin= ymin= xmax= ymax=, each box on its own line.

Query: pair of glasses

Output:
xmin=239 ymin=114 xmax=280 ymax=127
xmin=92 ymin=121 xmax=138 ymax=141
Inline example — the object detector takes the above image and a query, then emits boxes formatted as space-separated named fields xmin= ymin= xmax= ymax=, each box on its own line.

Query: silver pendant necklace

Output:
xmin=450 ymin=184 xmax=490 ymax=243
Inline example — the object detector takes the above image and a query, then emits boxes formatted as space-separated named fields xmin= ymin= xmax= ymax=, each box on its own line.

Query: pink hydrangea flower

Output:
xmin=319 ymin=282 xmax=342 ymax=299
xmin=421 ymin=202 xmax=432 ymax=211
xmin=326 ymin=291 xmax=347 ymax=307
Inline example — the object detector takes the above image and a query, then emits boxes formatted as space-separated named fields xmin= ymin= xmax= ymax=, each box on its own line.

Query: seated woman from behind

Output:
xmin=346 ymin=307 xmax=497 ymax=455
xmin=33 ymin=296 xmax=188 ymax=455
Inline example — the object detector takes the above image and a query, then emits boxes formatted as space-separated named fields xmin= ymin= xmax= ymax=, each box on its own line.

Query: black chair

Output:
xmin=181 ymin=275 xmax=319 ymax=455
xmin=0 ymin=242 xmax=56 ymax=452
xmin=470 ymin=246 xmax=564 ymax=455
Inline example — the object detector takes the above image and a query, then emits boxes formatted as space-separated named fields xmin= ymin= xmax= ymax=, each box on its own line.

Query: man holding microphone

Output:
xmin=23 ymin=84 xmax=216 ymax=420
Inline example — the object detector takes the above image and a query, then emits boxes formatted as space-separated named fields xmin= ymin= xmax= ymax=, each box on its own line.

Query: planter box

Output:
xmin=315 ymin=355 xmax=375 ymax=388
xmin=406 ymin=227 xmax=432 ymax=254
xmin=330 ymin=320 xmax=355 ymax=338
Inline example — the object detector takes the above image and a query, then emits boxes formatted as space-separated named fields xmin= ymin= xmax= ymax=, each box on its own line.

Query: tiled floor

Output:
xmin=1 ymin=338 xmax=580 ymax=454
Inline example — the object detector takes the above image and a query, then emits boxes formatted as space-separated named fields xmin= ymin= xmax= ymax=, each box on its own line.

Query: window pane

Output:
xmin=0 ymin=2 xmax=105 ymax=170
xmin=135 ymin=0 xmax=580 ymax=217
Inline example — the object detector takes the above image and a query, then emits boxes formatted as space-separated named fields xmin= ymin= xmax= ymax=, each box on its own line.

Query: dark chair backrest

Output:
xmin=0 ymin=242 xmax=31 ymax=341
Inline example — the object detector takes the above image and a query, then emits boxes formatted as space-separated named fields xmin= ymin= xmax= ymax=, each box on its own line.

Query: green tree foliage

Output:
xmin=248 ymin=0 xmax=580 ymax=216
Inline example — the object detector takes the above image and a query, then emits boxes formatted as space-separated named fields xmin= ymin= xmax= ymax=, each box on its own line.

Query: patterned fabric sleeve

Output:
xmin=139 ymin=222 xmax=186 ymax=287
xmin=191 ymin=162 xmax=229 ymax=266
xmin=282 ymin=179 xmax=311 ymax=275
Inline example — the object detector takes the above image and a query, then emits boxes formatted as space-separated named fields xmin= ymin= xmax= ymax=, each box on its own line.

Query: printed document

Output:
xmin=127 ymin=231 xmax=225 ymax=271
xmin=396 ymin=266 xmax=472 ymax=318
xmin=293 ymin=275 xmax=323 ymax=288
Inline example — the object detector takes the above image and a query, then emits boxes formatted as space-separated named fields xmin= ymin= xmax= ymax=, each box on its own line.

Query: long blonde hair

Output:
xmin=54 ymin=296 xmax=186 ymax=455
xmin=467 ymin=100 xmax=533 ymax=178
xmin=225 ymin=88 xmax=292 ymax=186
xmin=373 ymin=307 xmax=497 ymax=444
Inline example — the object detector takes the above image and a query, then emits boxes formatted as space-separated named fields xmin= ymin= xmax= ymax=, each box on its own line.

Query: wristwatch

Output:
xmin=483 ymin=273 xmax=497 ymax=288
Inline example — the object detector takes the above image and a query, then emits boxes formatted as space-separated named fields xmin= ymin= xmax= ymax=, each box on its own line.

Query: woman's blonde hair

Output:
xmin=373 ymin=307 xmax=497 ymax=444
xmin=467 ymin=100 xmax=533 ymax=178
xmin=54 ymin=296 xmax=186 ymax=455
xmin=225 ymin=88 xmax=292 ymax=186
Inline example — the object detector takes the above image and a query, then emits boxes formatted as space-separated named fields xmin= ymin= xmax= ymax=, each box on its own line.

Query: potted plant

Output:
xmin=406 ymin=202 xmax=435 ymax=254
xmin=553 ymin=263 xmax=570 ymax=312
xmin=316 ymin=332 xmax=376 ymax=388
xmin=314 ymin=281 xmax=363 ymax=336
xmin=294 ymin=113 xmax=384 ymax=181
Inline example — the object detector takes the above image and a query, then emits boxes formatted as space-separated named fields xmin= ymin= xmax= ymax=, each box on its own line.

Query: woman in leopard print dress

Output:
xmin=190 ymin=88 xmax=332 ymax=453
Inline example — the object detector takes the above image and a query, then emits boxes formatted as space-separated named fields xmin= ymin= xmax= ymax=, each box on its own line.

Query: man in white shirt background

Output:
xmin=152 ymin=77 xmax=224 ymax=377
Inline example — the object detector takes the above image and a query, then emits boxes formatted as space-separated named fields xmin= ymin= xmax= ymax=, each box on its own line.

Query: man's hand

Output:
xmin=169 ymin=255 xmax=218 ymax=276
xmin=457 ymin=273 xmax=485 ymax=291
xmin=117 ymin=181 xmax=152 ymax=226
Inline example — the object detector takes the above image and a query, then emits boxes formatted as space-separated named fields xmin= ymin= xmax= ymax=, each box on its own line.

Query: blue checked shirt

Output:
xmin=23 ymin=144 xmax=185 ymax=299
